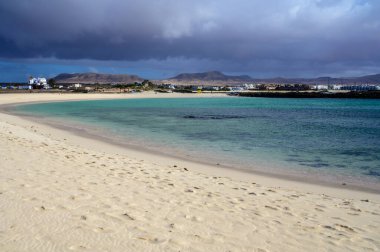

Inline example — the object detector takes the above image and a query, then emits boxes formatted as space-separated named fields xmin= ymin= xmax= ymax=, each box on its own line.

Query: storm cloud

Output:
xmin=0 ymin=0 xmax=380 ymax=79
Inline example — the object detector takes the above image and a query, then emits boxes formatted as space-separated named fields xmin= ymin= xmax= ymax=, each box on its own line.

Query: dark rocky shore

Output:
xmin=237 ymin=91 xmax=380 ymax=99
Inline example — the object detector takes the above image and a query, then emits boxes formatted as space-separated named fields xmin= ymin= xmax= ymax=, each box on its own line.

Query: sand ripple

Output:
xmin=1 ymin=110 xmax=380 ymax=251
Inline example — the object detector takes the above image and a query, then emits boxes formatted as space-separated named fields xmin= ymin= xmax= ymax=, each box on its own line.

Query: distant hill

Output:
xmin=170 ymin=71 xmax=252 ymax=81
xmin=355 ymin=74 xmax=380 ymax=83
xmin=53 ymin=71 xmax=380 ymax=86
xmin=54 ymin=73 xmax=144 ymax=84
xmin=164 ymin=71 xmax=380 ymax=85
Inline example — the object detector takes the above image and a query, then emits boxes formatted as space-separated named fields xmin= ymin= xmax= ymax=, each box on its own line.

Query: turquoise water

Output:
xmin=15 ymin=97 xmax=380 ymax=188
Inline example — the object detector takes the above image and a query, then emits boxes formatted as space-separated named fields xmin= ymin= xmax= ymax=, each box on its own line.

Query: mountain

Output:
xmin=248 ymin=74 xmax=380 ymax=85
xmin=164 ymin=71 xmax=380 ymax=85
xmin=53 ymin=71 xmax=380 ymax=86
xmin=355 ymin=74 xmax=380 ymax=83
xmin=54 ymin=73 xmax=144 ymax=84
xmin=170 ymin=71 xmax=252 ymax=81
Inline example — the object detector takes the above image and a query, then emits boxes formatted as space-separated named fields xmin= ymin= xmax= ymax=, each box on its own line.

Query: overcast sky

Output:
xmin=1 ymin=0 xmax=379 ymax=81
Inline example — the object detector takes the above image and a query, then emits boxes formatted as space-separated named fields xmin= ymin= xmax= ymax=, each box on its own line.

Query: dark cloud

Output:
xmin=0 ymin=0 xmax=379 ymax=78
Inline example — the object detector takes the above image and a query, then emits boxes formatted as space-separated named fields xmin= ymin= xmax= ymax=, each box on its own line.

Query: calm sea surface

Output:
xmin=15 ymin=97 xmax=380 ymax=189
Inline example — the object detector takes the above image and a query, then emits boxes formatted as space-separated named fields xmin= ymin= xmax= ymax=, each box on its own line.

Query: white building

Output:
xmin=332 ymin=85 xmax=343 ymax=90
xmin=68 ymin=83 xmax=83 ymax=89
xmin=29 ymin=77 xmax=49 ymax=89
xmin=312 ymin=85 xmax=329 ymax=90
xmin=18 ymin=85 xmax=32 ymax=90
xmin=229 ymin=86 xmax=245 ymax=91
xmin=243 ymin=83 xmax=256 ymax=89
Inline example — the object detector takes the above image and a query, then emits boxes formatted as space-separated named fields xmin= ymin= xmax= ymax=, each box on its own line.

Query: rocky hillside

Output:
xmin=170 ymin=71 xmax=251 ymax=81
xmin=164 ymin=71 xmax=380 ymax=85
xmin=54 ymin=73 xmax=144 ymax=84
xmin=53 ymin=71 xmax=380 ymax=86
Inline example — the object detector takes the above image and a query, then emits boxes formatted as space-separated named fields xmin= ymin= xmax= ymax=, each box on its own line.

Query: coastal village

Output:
xmin=1 ymin=73 xmax=380 ymax=94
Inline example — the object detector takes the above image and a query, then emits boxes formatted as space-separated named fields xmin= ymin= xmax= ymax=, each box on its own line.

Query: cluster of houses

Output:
xmin=229 ymin=83 xmax=380 ymax=91
xmin=157 ymin=83 xmax=380 ymax=92
xmin=1 ymin=77 xmax=50 ymax=90
xmin=1 ymin=77 xmax=380 ymax=93
xmin=29 ymin=77 xmax=49 ymax=89
xmin=0 ymin=77 xmax=90 ymax=91
xmin=312 ymin=84 xmax=380 ymax=91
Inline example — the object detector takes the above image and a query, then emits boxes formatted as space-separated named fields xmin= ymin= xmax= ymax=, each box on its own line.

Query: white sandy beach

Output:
xmin=1 ymin=92 xmax=379 ymax=252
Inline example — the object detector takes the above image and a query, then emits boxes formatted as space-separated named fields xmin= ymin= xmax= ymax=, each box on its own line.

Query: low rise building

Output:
xmin=29 ymin=77 xmax=50 ymax=89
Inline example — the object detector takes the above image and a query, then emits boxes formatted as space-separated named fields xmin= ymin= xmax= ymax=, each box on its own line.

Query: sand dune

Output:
xmin=0 ymin=93 xmax=379 ymax=251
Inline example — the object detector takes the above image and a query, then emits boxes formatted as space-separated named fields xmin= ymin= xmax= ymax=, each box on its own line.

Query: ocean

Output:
xmin=15 ymin=97 xmax=380 ymax=190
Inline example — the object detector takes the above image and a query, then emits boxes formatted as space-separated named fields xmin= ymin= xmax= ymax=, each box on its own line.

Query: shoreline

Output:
xmin=1 ymin=92 xmax=379 ymax=198
xmin=5 ymin=108 xmax=380 ymax=195
xmin=1 ymin=92 xmax=380 ymax=251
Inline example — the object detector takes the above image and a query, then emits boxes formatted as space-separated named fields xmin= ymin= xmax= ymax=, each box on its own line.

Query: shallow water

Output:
xmin=15 ymin=97 xmax=380 ymax=188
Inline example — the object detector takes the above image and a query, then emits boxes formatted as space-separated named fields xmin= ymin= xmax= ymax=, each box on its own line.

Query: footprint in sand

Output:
xmin=137 ymin=236 xmax=166 ymax=244
xmin=34 ymin=206 xmax=47 ymax=211
xmin=122 ymin=212 xmax=135 ymax=220
xmin=256 ymin=248 xmax=268 ymax=252
xmin=265 ymin=205 xmax=278 ymax=210
xmin=149 ymin=238 xmax=167 ymax=244
xmin=68 ymin=245 xmax=88 ymax=251
xmin=19 ymin=183 xmax=32 ymax=188
xmin=93 ymin=227 xmax=113 ymax=233
xmin=347 ymin=212 xmax=360 ymax=216
xmin=22 ymin=196 xmax=38 ymax=202
xmin=335 ymin=224 xmax=355 ymax=233
xmin=350 ymin=207 xmax=361 ymax=212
